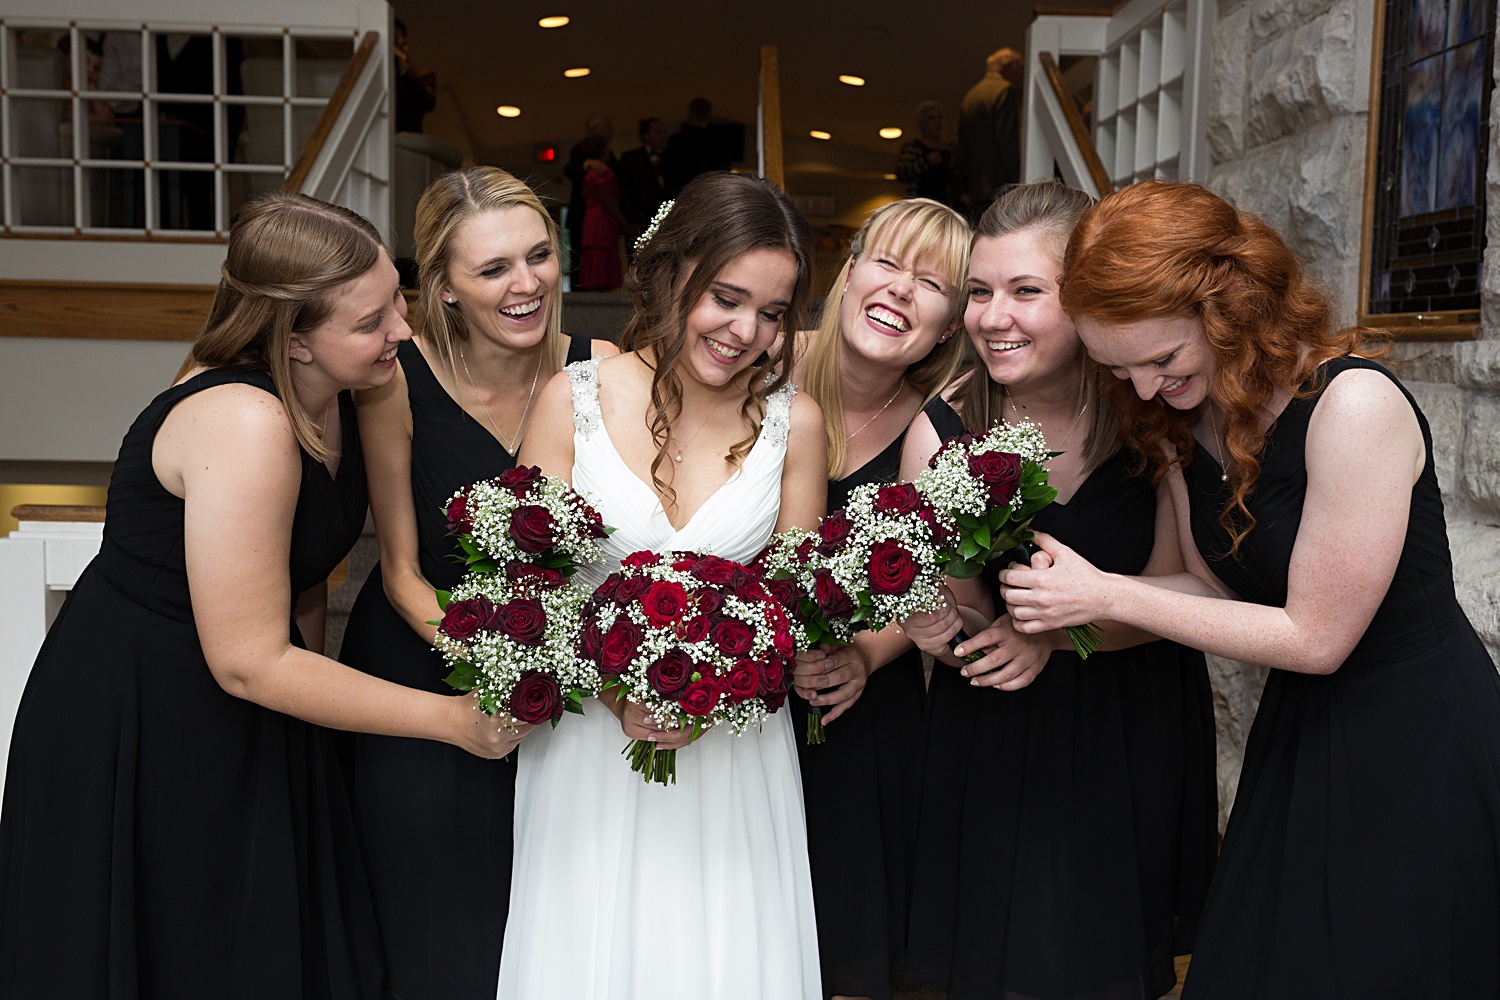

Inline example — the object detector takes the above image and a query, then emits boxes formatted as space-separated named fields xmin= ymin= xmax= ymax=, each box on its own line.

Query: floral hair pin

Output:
xmin=633 ymin=199 xmax=675 ymax=254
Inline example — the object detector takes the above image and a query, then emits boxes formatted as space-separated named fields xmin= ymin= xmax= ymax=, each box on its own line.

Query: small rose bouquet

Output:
xmin=579 ymin=550 xmax=802 ymax=785
xmin=758 ymin=482 xmax=951 ymax=743
xmin=915 ymin=420 xmax=1102 ymax=657
xmin=432 ymin=466 xmax=612 ymax=725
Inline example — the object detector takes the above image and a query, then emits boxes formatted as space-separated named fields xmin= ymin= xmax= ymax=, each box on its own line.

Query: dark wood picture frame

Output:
xmin=1359 ymin=0 xmax=1494 ymax=340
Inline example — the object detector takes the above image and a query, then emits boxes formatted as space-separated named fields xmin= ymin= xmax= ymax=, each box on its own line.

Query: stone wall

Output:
xmin=1204 ymin=0 xmax=1500 ymax=827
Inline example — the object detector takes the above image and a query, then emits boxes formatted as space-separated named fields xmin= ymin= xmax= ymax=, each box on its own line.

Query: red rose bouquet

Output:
xmin=579 ymin=550 xmax=802 ymax=785
xmin=432 ymin=466 xmax=611 ymax=725
xmin=757 ymin=481 xmax=950 ymax=743
xmin=915 ymin=419 xmax=1102 ymax=658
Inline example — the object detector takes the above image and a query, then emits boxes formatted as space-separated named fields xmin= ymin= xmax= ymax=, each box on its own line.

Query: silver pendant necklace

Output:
xmin=1006 ymin=387 xmax=1088 ymax=449
xmin=846 ymin=377 xmax=905 ymax=442
xmin=459 ymin=346 xmax=542 ymax=454
xmin=1206 ymin=405 xmax=1230 ymax=482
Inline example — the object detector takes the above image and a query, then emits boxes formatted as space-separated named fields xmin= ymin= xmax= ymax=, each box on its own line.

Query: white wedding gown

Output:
xmin=496 ymin=358 xmax=820 ymax=999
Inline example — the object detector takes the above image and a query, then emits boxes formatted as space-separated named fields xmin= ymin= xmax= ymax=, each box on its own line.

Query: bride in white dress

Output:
xmin=502 ymin=173 xmax=828 ymax=999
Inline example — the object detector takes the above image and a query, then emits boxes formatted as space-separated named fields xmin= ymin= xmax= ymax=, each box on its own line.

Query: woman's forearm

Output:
xmin=382 ymin=563 xmax=443 ymax=644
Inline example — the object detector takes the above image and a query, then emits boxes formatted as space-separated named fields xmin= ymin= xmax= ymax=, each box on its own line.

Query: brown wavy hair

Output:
xmin=185 ymin=191 xmax=386 ymax=461
xmin=1060 ymin=181 xmax=1383 ymax=555
xmin=619 ymin=172 xmax=814 ymax=506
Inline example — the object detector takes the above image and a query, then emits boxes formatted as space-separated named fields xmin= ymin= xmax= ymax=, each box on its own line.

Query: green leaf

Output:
xmin=960 ymin=538 xmax=981 ymax=560
xmin=435 ymin=589 xmax=451 ymax=611
xmin=974 ymin=525 xmax=991 ymax=549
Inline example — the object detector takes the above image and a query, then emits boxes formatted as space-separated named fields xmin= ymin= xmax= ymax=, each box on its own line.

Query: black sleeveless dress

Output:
xmin=906 ymin=399 xmax=1218 ymax=1000
xmin=788 ymin=429 xmax=927 ymax=1000
xmin=1179 ymin=358 xmax=1500 ymax=998
xmin=338 ymin=335 xmax=591 ymax=1000
xmin=0 ymin=368 xmax=381 ymax=999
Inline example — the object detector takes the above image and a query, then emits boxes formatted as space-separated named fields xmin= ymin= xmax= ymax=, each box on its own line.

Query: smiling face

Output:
xmin=292 ymin=253 xmax=411 ymax=392
xmin=919 ymin=105 xmax=944 ymax=144
xmin=1074 ymin=313 xmax=1216 ymax=409
xmin=838 ymin=244 xmax=959 ymax=373
xmin=441 ymin=205 xmax=559 ymax=350
xmin=963 ymin=228 xmax=1083 ymax=391
xmin=677 ymin=248 xmax=798 ymax=390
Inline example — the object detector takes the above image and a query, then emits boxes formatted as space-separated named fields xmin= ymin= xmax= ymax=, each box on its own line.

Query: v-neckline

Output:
xmin=596 ymin=409 xmax=766 ymax=536
xmin=410 ymin=338 xmax=520 ymax=458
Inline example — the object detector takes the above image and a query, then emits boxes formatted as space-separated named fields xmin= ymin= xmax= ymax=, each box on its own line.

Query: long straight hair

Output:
xmin=185 ymin=191 xmax=386 ymax=461
xmin=413 ymin=166 xmax=567 ymax=381
xmin=620 ymin=172 xmax=814 ymax=507
xmin=802 ymin=197 xmax=971 ymax=477
xmin=954 ymin=181 xmax=1120 ymax=474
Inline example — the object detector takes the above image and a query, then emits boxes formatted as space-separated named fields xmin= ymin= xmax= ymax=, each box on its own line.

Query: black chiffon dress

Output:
xmin=0 ymin=368 xmax=382 ymax=999
xmin=1179 ymin=357 xmax=1500 ymax=998
xmin=788 ymin=428 xmax=927 ymax=1000
xmin=338 ymin=335 xmax=590 ymax=1000
xmin=906 ymin=399 xmax=1218 ymax=1000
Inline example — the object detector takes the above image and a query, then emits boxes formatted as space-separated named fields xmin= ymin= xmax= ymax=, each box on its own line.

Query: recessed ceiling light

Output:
xmin=883 ymin=173 xmax=898 ymax=180
xmin=838 ymin=74 xmax=865 ymax=86
xmin=809 ymin=130 xmax=832 ymax=140
xmin=563 ymin=67 xmax=591 ymax=78
xmin=879 ymin=127 xmax=903 ymax=139
xmin=497 ymin=105 xmax=521 ymax=117
xmin=538 ymin=15 xmax=569 ymax=28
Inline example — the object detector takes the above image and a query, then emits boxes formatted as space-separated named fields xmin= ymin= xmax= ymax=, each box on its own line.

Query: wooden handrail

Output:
xmin=1039 ymin=51 xmax=1113 ymax=196
xmin=760 ymin=45 xmax=785 ymax=188
xmin=284 ymin=30 xmax=381 ymax=193
xmin=11 ymin=504 xmax=106 ymax=523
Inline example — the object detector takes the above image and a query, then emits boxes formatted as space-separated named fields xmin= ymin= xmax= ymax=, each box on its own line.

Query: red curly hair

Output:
xmin=1059 ymin=182 xmax=1381 ymax=555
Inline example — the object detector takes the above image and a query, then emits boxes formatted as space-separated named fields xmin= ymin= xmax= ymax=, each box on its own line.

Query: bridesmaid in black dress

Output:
xmin=900 ymin=182 xmax=1218 ymax=1000
xmin=338 ymin=166 xmax=615 ymax=1000
xmin=789 ymin=196 xmax=971 ymax=1000
xmin=0 ymin=193 xmax=517 ymax=999
xmin=1004 ymin=181 xmax=1500 ymax=997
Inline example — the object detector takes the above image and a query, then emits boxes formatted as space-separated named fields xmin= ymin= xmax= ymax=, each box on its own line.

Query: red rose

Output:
xmin=599 ymin=618 xmax=643 ymax=675
xmin=711 ymin=618 xmax=755 ymax=656
xmin=508 ymin=505 xmax=557 ymax=554
xmin=873 ymin=483 xmax=923 ymax=515
xmin=593 ymin=572 xmax=624 ymax=602
xmin=680 ymin=679 xmax=721 ymax=716
xmin=813 ymin=568 xmax=856 ymax=618
xmin=675 ymin=614 xmax=712 ymax=643
xmin=642 ymin=581 xmax=690 ymax=626
xmin=968 ymin=450 xmax=1023 ymax=506
xmin=759 ymin=654 xmax=787 ymax=696
xmin=584 ymin=506 xmax=608 ymax=539
xmin=489 ymin=597 xmax=547 ymax=646
xmin=770 ymin=615 xmax=796 ymax=657
xmin=508 ymin=670 xmax=563 ymax=724
xmin=764 ymin=685 xmax=788 ymax=711
xmin=691 ymin=554 xmax=740 ymax=584
xmin=506 ymin=561 xmax=566 ymax=589
xmin=868 ymin=539 xmax=919 ymax=595
xmin=726 ymin=661 xmax=761 ymax=702
xmin=671 ymin=552 xmax=701 ymax=572
xmin=794 ymin=537 xmax=816 ymax=564
xmin=621 ymin=551 xmax=660 ymax=569
xmin=646 ymin=649 xmax=694 ymax=698
xmin=816 ymin=510 xmax=852 ymax=555
xmin=439 ymin=597 xmax=493 ymax=641
xmin=764 ymin=577 xmax=803 ymax=613
xmin=617 ymin=575 xmax=652 ymax=602
xmin=495 ymin=465 xmax=542 ymax=493
xmin=580 ymin=618 xmax=605 ymax=661
xmin=445 ymin=495 xmax=472 ymax=534
xmin=729 ymin=567 xmax=765 ymax=601
xmin=695 ymin=588 xmax=725 ymax=616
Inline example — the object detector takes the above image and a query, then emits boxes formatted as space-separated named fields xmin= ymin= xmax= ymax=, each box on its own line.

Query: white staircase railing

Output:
xmin=1025 ymin=0 xmax=1215 ymax=197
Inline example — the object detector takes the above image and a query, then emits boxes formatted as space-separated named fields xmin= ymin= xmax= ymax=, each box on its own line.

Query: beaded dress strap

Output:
xmin=567 ymin=358 xmax=602 ymax=439
xmin=761 ymin=381 xmax=796 ymax=448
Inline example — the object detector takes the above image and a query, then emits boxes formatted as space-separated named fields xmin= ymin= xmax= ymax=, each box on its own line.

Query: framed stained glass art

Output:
xmin=1360 ymin=0 xmax=1496 ymax=338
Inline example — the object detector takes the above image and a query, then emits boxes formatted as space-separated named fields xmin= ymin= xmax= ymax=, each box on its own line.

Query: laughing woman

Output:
xmin=337 ymin=167 xmax=615 ymax=1000
xmin=789 ymin=196 xmax=971 ymax=1000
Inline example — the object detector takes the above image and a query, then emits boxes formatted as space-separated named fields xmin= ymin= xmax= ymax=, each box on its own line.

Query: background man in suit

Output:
xmin=663 ymin=97 xmax=729 ymax=196
xmin=616 ymin=116 xmax=669 ymax=255
xmin=957 ymin=47 xmax=1023 ymax=221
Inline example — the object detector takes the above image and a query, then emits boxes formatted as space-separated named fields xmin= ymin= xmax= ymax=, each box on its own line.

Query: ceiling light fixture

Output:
xmin=538 ymin=16 xmax=569 ymax=28
xmin=838 ymin=74 xmax=865 ymax=86
xmin=563 ymin=67 xmax=591 ymax=78
xmin=809 ymin=130 xmax=832 ymax=140
xmin=497 ymin=105 xmax=521 ymax=117
xmin=879 ymin=127 xmax=902 ymax=139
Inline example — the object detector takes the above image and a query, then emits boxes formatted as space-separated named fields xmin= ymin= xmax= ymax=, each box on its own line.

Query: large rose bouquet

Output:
xmin=915 ymin=419 xmax=1102 ymax=658
xmin=579 ymin=550 xmax=802 ymax=785
xmin=757 ymin=482 xmax=950 ymax=743
xmin=432 ymin=466 xmax=611 ymax=725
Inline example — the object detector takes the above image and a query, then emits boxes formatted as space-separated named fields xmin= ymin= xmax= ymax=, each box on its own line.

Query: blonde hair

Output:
xmin=954 ymin=181 xmax=1120 ymax=474
xmin=803 ymin=197 xmax=971 ymax=477
xmin=412 ymin=166 xmax=566 ymax=381
xmin=185 ymin=191 xmax=385 ymax=461
xmin=620 ymin=172 xmax=814 ymax=508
